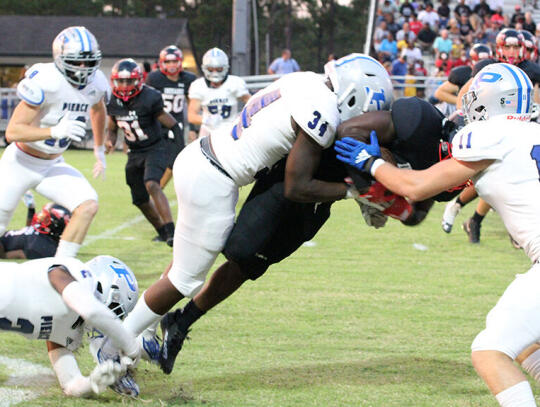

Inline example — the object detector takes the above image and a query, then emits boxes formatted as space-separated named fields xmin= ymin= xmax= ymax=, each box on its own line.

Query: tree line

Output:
xmin=0 ymin=0 xmax=370 ymax=73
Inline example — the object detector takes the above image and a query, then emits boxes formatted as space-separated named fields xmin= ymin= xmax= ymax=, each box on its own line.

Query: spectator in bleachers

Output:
xmin=448 ymin=18 xmax=462 ymax=42
xmin=385 ymin=13 xmax=401 ymax=37
xmin=435 ymin=52 xmax=452 ymax=75
xmin=391 ymin=55 xmax=408 ymax=97
xmin=433 ymin=29 xmax=453 ymax=58
xmin=396 ymin=22 xmax=417 ymax=44
xmin=418 ymin=2 xmax=440 ymax=30
xmin=267 ymin=49 xmax=300 ymax=74
xmin=378 ymin=33 xmax=398 ymax=62
xmin=473 ymin=0 xmax=491 ymax=19
xmin=523 ymin=12 xmax=536 ymax=35
xmin=404 ymin=64 xmax=417 ymax=97
xmin=374 ymin=20 xmax=390 ymax=44
xmin=487 ymin=0 xmax=503 ymax=11
xmin=380 ymin=0 xmax=399 ymax=17
xmin=437 ymin=0 xmax=451 ymax=28
xmin=409 ymin=13 xmax=424 ymax=35
xmin=400 ymin=0 xmax=416 ymax=21
xmin=459 ymin=13 xmax=474 ymax=45
xmin=401 ymin=40 xmax=423 ymax=62
xmin=417 ymin=21 xmax=438 ymax=51
xmin=454 ymin=0 xmax=472 ymax=19
xmin=510 ymin=5 xmax=525 ymax=27
xmin=415 ymin=59 xmax=428 ymax=76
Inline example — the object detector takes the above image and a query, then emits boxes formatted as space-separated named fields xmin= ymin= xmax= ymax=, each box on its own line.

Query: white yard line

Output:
xmin=83 ymin=200 xmax=177 ymax=247
xmin=0 ymin=356 xmax=55 ymax=407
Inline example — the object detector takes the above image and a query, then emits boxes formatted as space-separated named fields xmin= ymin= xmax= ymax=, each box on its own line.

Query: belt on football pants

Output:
xmin=200 ymin=136 xmax=233 ymax=180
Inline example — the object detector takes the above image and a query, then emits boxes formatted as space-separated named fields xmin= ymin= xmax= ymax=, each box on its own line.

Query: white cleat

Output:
xmin=441 ymin=199 xmax=461 ymax=233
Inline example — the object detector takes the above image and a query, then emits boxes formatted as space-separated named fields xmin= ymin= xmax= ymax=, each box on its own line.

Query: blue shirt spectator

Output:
xmin=433 ymin=29 xmax=453 ymax=58
xmin=268 ymin=49 xmax=300 ymax=75
xmin=391 ymin=55 xmax=408 ymax=88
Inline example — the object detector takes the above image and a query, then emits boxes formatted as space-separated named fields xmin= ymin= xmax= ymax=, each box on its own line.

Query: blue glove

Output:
xmin=334 ymin=131 xmax=381 ymax=172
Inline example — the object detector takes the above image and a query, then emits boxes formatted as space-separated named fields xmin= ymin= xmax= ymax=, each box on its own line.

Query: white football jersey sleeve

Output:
xmin=210 ymin=71 xmax=340 ymax=186
xmin=453 ymin=117 xmax=540 ymax=262
xmin=0 ymin=257 xmax=95 ymax=350
xmin=18 ymin=63 xmax=109 ymax=155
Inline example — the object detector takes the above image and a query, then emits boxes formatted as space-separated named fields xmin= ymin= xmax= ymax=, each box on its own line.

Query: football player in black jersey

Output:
xmin=156 ymin=97 xmax=461 ymax=373
xmin=105 ymin=59 xmax=182 ymax=246
xmin=0 ymin=202 xmax=70 ymax=259
xmin=146 ymin=45 xmax=197 ymax=188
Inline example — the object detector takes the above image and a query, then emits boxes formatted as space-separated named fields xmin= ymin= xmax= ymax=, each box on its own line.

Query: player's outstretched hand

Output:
xmin=89 ymin=359 xmax=125 ymax=394
xmin=335 ymin=131 xmax=381 ymax=172
xmin=50 ymin=115 xmax=86 ymax=142
xmin=93 ymin=145 xmax=106 ymax=180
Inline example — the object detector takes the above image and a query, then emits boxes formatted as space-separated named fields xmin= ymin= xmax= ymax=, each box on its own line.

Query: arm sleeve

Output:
xmin=62 ymin=281 xmax=139 ymax=358
xmin=48 ymin=347 xmax=92 ymax=397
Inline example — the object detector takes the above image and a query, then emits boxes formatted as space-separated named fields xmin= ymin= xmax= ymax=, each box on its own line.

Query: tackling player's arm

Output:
xmin=372 ymin=158 xmax=489 ymax=202
xmin=240 ymin=93 xmax=251 ymax=104
xmin=434 ymin=81 xmax=459 ymax=105
xmin=104 ymin=116 xmax=118 ymax=154
xmin=46 ymin=265 xmax=139 ymax=397
xmin=284 ymin=120 xmax=348 ymax=203
xmin=90 ymin=98 xmax=107 ymax=178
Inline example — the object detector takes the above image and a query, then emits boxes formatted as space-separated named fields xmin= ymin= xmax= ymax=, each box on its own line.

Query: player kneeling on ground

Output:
xmin=0 ymin=255 xmax=140 ymax=397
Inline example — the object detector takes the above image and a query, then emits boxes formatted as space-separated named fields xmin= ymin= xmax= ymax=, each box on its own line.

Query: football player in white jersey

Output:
xmin=187 ymin=47 xmax=251 ymax=140
xmin=0 ymin=255 xmax=140 ymax=397
xmin=334 ymin=63 xmax=540 ymax=407
xmin=116 ymin=54 xmax=393 ymax=374
xmin=2 ymin=26 xmax=109 ymax=258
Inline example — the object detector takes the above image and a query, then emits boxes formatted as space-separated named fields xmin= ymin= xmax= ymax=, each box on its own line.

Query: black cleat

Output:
xmin=166 ymin=236 xmax=174 ymax=247
xmin=463 ymin=217 xmax=481 ymax=244
xmin=152 ymin=235 xmax=165 ymax=242
xmin=159 ymin=309 xmax=189 ymax=374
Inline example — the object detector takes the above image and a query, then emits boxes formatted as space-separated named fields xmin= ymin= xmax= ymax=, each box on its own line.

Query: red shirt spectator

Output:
xmin=409 ymin=14 xmax=423 ymax=35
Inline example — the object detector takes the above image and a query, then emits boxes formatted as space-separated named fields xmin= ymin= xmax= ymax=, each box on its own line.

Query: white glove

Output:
xmin=21 ymin=190 xmax=35 ymax=209
xmin=357 ymin=201 xmax=388 ymax=229
xmin=93 ymin=145 xmax=106 ymax=179
xmin=50 ymin=115 xmax=86 ymax=142
xmin=202 ymin=113 xmax=222 ymax=128
xmin=89 ymin=359 xmax=125 ymax=394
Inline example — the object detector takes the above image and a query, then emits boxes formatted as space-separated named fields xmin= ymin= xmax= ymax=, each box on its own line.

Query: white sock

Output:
xmin=123 ymin=291 xmax=162 ymax=336
xmin=495 ymin=381 xmax=536 ymax=407
xmin=55 ymin=240 xmax=81 ymax=257
xmin=522 ymin=349 xmax=540 ymax=383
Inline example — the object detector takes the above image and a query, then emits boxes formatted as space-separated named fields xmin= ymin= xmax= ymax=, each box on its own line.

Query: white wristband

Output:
xmin=370 ymin=159 xmax=386 ymax=176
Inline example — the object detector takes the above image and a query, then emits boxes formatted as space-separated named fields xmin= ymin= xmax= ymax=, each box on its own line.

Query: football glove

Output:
xmin=356 ymin=181 xmax=412 ymax=222
xmin=335 ymin=131 xmax=382 ymax=172
xmin=357 ymin=201 xmax=388 ymax=228
xmin=50 ymin=114 xmax=86 ymax=142
xmin=89 ymin=359 xmax=125 ymax=394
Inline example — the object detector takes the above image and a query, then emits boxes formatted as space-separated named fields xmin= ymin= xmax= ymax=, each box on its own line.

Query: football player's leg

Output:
xmin=35 ymin=161 xmax=97 ymax=256
xmin=144 ymin=147 xmax=174 ymax=244
xmin=471 ymin=264 xmax=540 ymax=405
xmin=0 ymin=144 xmax=42 ymax=235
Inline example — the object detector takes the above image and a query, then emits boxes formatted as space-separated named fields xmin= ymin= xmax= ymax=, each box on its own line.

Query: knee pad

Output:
xmin=167 ymin=267 xmax=204 ymax=298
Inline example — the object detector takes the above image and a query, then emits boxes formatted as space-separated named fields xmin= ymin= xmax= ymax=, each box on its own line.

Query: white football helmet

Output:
xmin=463 ymin=63 xmax=533 ymax=123
xmin=85 ymin=255 xmax=139 ymax=320
xmin=52 ymin=26 xmax=102 ymax=88
xmin=202 ymin=47 xmax=229 ymax=83
xmin=324 ymin=53 xmax=393 ymax=122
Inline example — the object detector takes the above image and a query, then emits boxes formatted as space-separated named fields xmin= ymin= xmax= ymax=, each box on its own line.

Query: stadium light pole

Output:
xmin=364 ymin=0 xmax=378 ymax=54
xmin=232 ymin=0 xmax=251 ymax=76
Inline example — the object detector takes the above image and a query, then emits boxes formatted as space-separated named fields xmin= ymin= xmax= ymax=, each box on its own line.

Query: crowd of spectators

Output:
xmin=372 ymin=0 xmax=539 ymax=97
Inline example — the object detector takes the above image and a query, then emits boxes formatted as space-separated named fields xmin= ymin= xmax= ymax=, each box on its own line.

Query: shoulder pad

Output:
xmin=25 ymin=63 xmax=62 ymax=94
xmin=452 ymin=121 xmax=505 ymax=161
xmin=92 ymin=70 xmax=110 ymax=94
xmin=188 ymin=78 xmax=206 ymax=99
xmin=17 ymin=78 xmax=44 ymax=106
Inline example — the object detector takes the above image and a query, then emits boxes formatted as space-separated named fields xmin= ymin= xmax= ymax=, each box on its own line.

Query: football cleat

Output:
xmin=22 ymin=191 xmax=35 ymax=209
xmin=441 ymin=199 xmax=461 ymax=233
xmin=463 ymin=217 xmax=481 ymax=244
xmin=110 ymin=370 xmax=139 ymax=397
xmin=159 ymin=309 xmax=190 ymax=374
xmin=152 ymin=235 xmax=165 ymax=242
xmin=138 ymin=330 xmax=161 ymax=364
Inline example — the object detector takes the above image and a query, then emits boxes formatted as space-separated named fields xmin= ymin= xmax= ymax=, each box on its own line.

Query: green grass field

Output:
xmin=0 ymin=149 xmax=536 ymax=406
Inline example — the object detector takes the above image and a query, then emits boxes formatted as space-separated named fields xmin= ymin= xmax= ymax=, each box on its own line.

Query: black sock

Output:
xmin=180 ymin=300 xmax=205 ymax=330
xmin=472 ymin=211 xmax=485 ymax=224
xmin=456 ymin=197 xmax=467 ymax=207
xmin=156 ymin=224 xmax=168 ymax=240
xmin=163 ymin=222 xmax=175 ymax=238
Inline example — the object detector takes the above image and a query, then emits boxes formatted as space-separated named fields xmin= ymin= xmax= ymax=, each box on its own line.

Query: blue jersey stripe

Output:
xmin=501 ymin=64 xmax=522 ymax=113
xmin=517 ymin=67 xmax=532 ymax=113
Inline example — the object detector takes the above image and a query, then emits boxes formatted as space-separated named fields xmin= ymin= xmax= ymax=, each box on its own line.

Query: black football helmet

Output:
xmin=111 ymin=58 xmax=143 ymax=102
xmin=495 ymin=28 xmax=525 ymax=64
xmin=520 ymin=30 xmax=538 ymax=61
xmin=159 ymin=45 xmax=183 ymax=76
xmin=469 ymin=43 xmax=492 ymax=63
xmin=32 ymin=203 xmax=71 ymax=239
